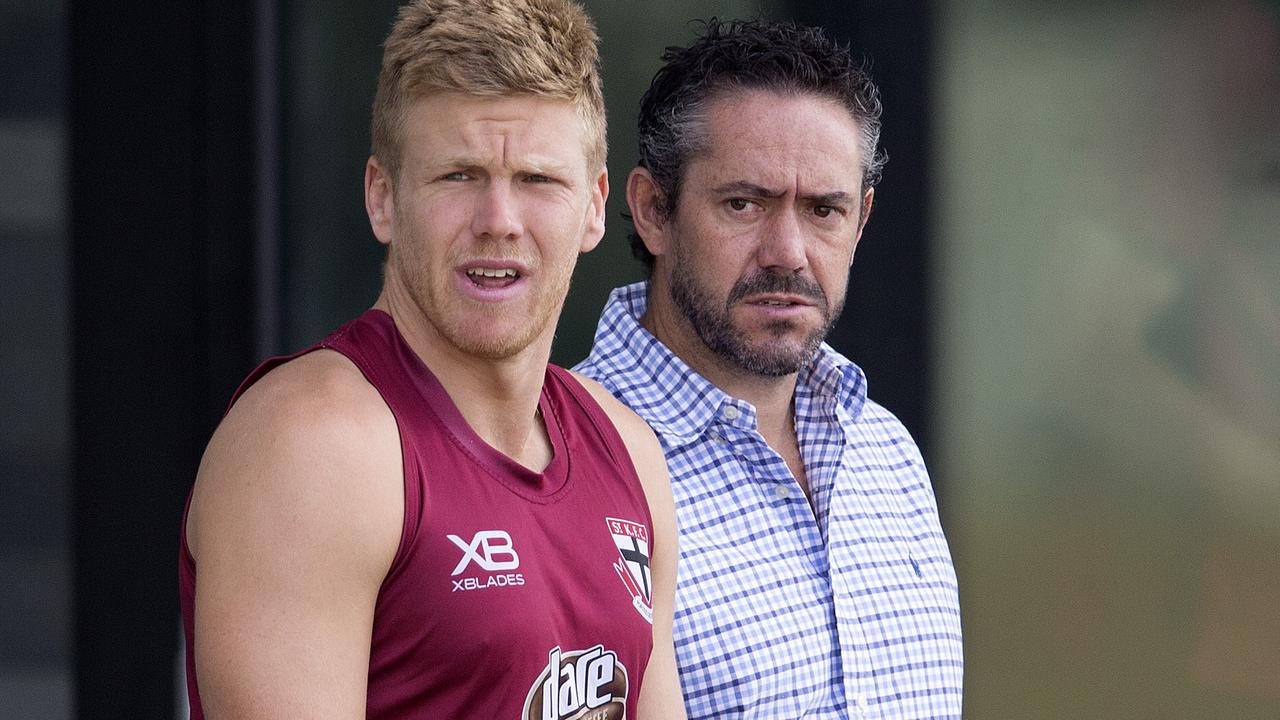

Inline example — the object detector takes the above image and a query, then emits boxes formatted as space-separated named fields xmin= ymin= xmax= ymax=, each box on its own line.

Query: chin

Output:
xmin=747 ymin=323 xmax=818 ymax=351
xmin=450 ymin=333 xmax=532 ymax=361
xmin=448 ymin=318 xmax=545 ymax=360
xmin=740 ymin=348 xmax=812 ymax=376
xmin=734 ymin=329 xmax=824 ymax=375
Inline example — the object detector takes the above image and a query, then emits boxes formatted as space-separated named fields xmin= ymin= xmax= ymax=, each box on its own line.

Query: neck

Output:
xmin=640 ymin=279 xmax=813 ymax=490
xmin=374 ymin=287 xmax=552 ymax=471
xmin=639 ymin=288 xmax=800 ymax=435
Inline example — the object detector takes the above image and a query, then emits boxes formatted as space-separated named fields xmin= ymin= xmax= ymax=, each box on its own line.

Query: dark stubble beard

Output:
xmin=668 ymin=240 xmax=844 ymax=377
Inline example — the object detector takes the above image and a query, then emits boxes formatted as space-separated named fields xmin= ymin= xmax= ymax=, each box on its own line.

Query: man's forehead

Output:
xmin=399 ymin=93 xmax=592 ymax=162
xmin=687 ymin=90 xmax=864 ymax=188
xmin=404 ymin=93 xmax=583 ymax=132
xmin=686 ymin=143 xmax=863 ymax=196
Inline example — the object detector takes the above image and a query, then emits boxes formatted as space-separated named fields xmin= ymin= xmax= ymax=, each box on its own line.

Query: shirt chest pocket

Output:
xmin=826 ymin=491 xmax=959 ymax=605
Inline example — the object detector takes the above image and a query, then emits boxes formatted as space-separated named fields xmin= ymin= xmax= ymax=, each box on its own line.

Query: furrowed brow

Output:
xmin=804 ymin=191 xmax=855 ymax=206
xmin=522 ymin=157 xmax=573 ymax=176
xmin=711 ymin=181 xmax=784 ymax=198
xmin=440 ymin=154 xmax=486 ymax=168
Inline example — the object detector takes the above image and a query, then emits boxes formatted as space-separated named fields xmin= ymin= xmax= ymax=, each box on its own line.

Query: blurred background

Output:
xmin=1 ymin=0 xmax=1276 ymax=717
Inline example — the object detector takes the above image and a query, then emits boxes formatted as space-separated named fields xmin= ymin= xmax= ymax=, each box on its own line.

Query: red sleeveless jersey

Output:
xmin=180 ymin=310 xmax=657 ymax=719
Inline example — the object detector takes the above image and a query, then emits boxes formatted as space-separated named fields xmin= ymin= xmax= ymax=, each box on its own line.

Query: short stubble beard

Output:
xmin=389 ymin=225 xmax=557 ymax=363
xmin=667 ymin=236 xmax=844 ymax=378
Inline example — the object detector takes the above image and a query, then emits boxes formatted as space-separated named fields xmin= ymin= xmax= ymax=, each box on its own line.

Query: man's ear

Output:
xmin=365 ymin=156 xmax=395 ymax=246
xmin=856 ymin=187 xmax=874 ymax=238
xmin=626 ymin=166 xmax=669 ymax=258
xmin=849 ymin=186 xmax=875 ymax=266
xmin=580 ymin=165 xmax=609 ymax=253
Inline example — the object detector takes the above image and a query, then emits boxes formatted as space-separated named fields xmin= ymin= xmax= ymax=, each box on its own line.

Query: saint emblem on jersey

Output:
xmin=605 ymin=517 xmax=652 ymax=624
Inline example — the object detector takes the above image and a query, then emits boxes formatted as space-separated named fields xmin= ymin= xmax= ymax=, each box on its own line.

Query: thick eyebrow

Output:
xmin=711 ymin=181 xmax=784 ymax=198
xmin=431 ymin=154 xmax=487 ymax=171
xmin=806 ymin=191 xmax=855 ymax=207
xmin=430 ymin=155 xmax=574 ymax=176
xmin=521 ymin=158 xmax=575 ymax=177
xmin=712 ymin=181 xmax=855 ymax=207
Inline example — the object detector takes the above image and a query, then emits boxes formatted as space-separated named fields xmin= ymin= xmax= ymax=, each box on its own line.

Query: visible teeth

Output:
xmin=467 ymin=268 xmax=517 ymax=278
xmin=761 ymin=300 xmax=792 ymax=306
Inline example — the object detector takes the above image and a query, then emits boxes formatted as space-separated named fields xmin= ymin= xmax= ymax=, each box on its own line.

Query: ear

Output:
xmin=580 ymin=165 xmax=609 ymax=253
xmin=626 ymin=166 xmax=669 ymax=258
xmin=850 ymin=186 xmax=875 ymax=266
xmin=365 ymin=156 xmax=395 ymax=246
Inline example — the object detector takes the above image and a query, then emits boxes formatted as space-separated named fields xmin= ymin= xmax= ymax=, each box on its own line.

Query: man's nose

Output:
xmin=470 ymin=181 xmax=523 ymax=240
xmin=756 ymin=208 xmax=807 ymax=272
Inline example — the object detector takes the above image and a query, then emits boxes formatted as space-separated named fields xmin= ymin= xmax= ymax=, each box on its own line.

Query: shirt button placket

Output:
xmin=832 ymin=563 xmax=873 ymax=719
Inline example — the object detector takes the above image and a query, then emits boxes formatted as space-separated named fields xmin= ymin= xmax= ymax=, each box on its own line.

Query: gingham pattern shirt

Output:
xmin=575 ymin=283 xmax=963 ymax=719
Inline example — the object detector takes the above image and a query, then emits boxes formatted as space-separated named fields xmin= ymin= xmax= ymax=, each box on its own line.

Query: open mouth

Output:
xmin=465 ymin=267 xmax=520 ymax=288
xmin=744 ymin=294 xmax=811 ymax=309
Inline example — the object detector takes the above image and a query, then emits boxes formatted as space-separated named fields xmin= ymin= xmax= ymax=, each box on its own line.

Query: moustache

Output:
xmin=726 ymin=271 xmax=827 ymax=308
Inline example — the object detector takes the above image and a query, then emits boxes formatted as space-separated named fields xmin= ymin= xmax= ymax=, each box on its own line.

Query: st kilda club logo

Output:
xmin=522 ymin=645 xmax=629 ymax=720
xmin=606 ymin=517 xmax=653 ymax=624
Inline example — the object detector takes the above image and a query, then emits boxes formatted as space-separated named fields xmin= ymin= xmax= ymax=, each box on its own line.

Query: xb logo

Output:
xmin=447 ymin=530 xmax=520 ymax=575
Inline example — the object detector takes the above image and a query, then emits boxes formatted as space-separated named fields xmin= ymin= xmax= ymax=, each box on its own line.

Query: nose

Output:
xmin=470 ymin=181 xmax=523 ymax=240
xmin=755 ymin=207 xmax=807 ymax=273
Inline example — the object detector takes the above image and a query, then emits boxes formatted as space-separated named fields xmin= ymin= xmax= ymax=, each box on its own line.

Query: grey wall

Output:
xmin=0 ymin=1 xmax=71 ymax=717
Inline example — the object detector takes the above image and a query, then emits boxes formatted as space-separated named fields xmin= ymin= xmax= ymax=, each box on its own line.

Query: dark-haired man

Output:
xmin=576 ymin=19 xmax=963 ymax=719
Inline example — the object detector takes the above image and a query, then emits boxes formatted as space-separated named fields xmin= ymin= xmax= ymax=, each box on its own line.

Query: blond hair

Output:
xmin=371 ymin=0 xmax=606 ymax=179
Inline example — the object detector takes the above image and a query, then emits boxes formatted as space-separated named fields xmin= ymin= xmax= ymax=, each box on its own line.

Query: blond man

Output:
xmin=179 ymin=1 xmax=685 ymax=717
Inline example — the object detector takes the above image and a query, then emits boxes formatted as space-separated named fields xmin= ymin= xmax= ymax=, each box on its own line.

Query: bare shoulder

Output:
xmin=231 ymin=348 xmax=389 ymax=428
xmin=188 ymin=348 xmax=402 ymax=582
xmin=188 ymin=349 xmax=402 ymax=716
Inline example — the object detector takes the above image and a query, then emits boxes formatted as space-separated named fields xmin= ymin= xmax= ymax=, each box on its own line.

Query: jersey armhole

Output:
xmin=318 ymin=340 xmax=417 ymax=588
xmin=546 ymin=366 xmax=655 ymax=532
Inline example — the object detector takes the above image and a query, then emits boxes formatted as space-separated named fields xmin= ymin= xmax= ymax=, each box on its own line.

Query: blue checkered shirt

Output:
xmin=575 ymin=283 xmax=963 ymax=719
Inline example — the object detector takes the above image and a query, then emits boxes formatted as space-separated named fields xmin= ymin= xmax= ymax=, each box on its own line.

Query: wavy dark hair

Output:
xmin=630 ymin=18 xmax=886 ymax=272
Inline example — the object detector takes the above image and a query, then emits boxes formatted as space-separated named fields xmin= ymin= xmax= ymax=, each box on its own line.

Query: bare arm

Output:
xmin=186 ymin=350 xmax=403 ymax=719
xmin=574 ymin=373 xmax=688 ymax=720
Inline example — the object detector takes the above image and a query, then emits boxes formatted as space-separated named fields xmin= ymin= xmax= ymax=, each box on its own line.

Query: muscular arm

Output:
xmin=574 ymin=373 xmax=688 ymax=720
xmin=185 ymin=350 xmax=403 ymax=719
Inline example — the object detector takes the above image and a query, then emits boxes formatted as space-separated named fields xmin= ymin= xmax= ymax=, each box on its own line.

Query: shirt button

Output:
xmin=855 ymin=694 xmax=870 ymax=712
xmin=775 ymin=484 xmax=791 ymax=500
xmin=723 ymin=405 xmax=741 ymax=421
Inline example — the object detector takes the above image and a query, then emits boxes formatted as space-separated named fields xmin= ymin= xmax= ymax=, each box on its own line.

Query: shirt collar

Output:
xmin=581 ymin=282 xmax=868 ymax=444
